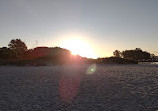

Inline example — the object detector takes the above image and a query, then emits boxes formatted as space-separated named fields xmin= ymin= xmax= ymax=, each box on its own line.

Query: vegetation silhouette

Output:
xmin=8 ymin=39 xmax=28 ymax=58
xmin=113 ymin=50 xmax=122 ymax=58
xmin=122 ymin=48 xmax=151 ymax=61
xmin=113 ymin=48 xmax=152 ymax=62
xmin=1 ymin=38 xmax=157 ymax=66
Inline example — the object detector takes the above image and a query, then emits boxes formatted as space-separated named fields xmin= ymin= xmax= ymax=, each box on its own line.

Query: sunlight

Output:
xmin=60 ymin=37 xmax=97 ymax=58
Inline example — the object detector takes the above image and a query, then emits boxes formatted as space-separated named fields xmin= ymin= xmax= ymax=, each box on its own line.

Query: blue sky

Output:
xmin=0 ymin=0 xmax=158 ymax=57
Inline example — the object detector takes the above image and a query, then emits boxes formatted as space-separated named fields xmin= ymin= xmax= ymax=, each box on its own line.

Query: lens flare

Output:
xmin=86 ymin=64 xmax=97 ymax=74
xmin=59 ymin=73 xmax=81 ymax=103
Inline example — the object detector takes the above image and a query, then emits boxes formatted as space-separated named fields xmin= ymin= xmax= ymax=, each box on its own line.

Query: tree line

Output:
xmin=0 ymin=38 xmax=156 ymax=66
xmin=113 ymin=48 xmax=157 ymax=62
xmin=0 ymin=39 xmax=80 ymax=65
xmin=0 ymin=39 xmax=27 ymax=60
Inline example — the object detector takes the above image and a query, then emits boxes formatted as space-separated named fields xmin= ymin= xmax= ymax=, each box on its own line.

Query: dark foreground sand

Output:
xmin=0 ymin=64 xmax=158 ymax=111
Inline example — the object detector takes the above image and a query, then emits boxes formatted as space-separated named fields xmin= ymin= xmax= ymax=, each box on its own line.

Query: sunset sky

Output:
xmin=0 ymin=0 xmax=158 ymax=58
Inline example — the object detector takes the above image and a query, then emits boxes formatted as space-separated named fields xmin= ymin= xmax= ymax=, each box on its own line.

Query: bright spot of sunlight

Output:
xmin=60 ymin=37 xmax=97 ymax=58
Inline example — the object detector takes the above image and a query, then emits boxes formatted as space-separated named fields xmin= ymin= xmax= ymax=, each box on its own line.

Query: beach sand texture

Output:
xmin=0 ymin=64 xmax=158 ymax=111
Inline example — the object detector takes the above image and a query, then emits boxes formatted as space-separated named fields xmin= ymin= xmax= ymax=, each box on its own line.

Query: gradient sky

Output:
xmin=0 ymin=0 xmax=158 ymax=57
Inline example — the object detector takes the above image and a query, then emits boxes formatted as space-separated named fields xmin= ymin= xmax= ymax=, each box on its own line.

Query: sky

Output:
xmin=0 ymin=0 xmax=158 ymax=58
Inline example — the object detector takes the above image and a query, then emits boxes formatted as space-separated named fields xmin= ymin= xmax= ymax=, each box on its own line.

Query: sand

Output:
xmin=0 ymin=64 xmax=158 ymax=111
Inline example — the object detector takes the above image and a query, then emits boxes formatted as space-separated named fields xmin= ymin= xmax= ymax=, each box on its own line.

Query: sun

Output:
xmin=60 ymin=38 xmax=97 ymax=59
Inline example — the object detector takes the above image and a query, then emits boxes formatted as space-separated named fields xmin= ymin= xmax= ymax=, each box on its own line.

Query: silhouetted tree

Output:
xmin=113 ymin=50 xmax=122 ymax=58
xmin=8 ymin=39 xmax=27 ymax=58
xmin=135 ymin=48 xmax=142 ymax=51
xmin=122 ymin=48 xmax=151 ymax=61
xmin=0 ymin=47 xmax=16 ymax=59
xmin=150 ymin=54 xmax=157 ymax=62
